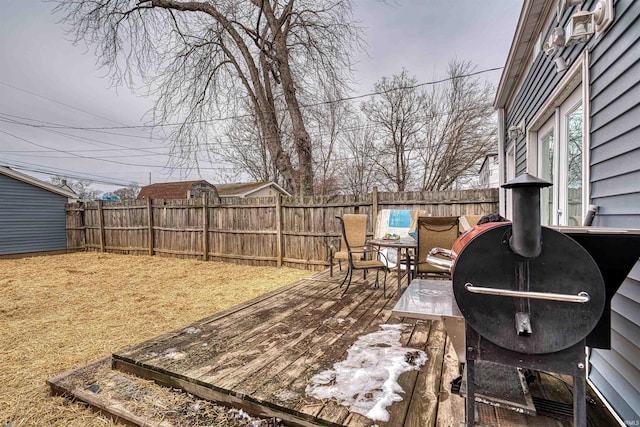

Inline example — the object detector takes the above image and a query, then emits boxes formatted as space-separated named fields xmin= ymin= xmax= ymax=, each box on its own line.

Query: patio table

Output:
xmin=368 ymin=237 xmax=416 ymax=297
xmin=393 ymin=279 xmax=538 ymax=416
xmin=391 ymin=278 xmax=466 ymax=364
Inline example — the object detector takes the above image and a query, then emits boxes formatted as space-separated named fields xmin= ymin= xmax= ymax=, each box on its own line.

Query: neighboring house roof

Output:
xmin=137 ymin=180 xmax=217 ymax=200
xmin=0 ymin=165 xmax=77 ymax=199
xmin=215 ymin=181 xmax=291 ymax=198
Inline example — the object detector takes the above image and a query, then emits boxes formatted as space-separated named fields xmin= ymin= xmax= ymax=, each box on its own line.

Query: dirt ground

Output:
xmin=0 ymin=252 xmax=312 ymax=426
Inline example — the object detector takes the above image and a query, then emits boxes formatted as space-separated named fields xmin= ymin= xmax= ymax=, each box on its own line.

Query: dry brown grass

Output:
xmin=0 ymin=252 xmax=312 ymax=426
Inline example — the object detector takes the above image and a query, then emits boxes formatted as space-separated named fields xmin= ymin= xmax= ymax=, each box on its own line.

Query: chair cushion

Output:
xmin=353 ymin=259 xmax=386 ymax=268
xmin=334 ymin=250 xmax=362 ymax=261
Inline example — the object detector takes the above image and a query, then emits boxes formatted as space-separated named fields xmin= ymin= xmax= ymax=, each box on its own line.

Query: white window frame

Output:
xmin=505 ymin=143 xmax=516 ymax=220
xmin=538 ymin=116 xmax=556 ymax=224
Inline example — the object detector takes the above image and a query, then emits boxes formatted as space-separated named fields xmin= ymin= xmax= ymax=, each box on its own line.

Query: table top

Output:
xmin=368 ymin=237 xmax=416 ymax=248
xmin=392 ymin=279 xmax=463 ymax=320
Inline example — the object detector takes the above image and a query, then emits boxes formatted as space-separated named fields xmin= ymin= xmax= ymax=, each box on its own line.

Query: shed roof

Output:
xmin=137 ymin=180 xmax=215 ymax=200
xmin=215 ymin=181 xmax=291 ymax=197
xmin=0 ymin=165 xmax=78 ymax=199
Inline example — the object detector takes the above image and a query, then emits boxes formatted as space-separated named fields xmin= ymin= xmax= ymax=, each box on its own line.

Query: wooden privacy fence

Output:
xmin=66 ymin=188 xmax=498 ymax=271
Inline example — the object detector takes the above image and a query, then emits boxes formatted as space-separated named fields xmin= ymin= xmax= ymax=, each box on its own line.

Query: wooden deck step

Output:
xmin=47 ymin=357 xmax=286 ymax=427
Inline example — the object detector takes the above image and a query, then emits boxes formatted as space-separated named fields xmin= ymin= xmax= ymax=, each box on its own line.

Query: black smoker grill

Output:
xmin=451 ymin=174 xmax=640 ymax=426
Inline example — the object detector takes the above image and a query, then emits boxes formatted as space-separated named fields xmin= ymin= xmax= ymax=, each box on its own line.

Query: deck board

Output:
xmin=48 ymin=268 xmax=618 ymax=426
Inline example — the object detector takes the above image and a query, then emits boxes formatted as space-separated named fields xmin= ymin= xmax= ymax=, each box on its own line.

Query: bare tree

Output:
xmin=53 ymin=0 xmax=361 ymax=196
xmin=112 ymin=184 xmax=141 ymax=201
xmin=308 ymin=88 xmax=349 ymax=196
xmin=418 ymin=60 xmax=496 ymax=191
xmin=50 ymin=176 xmax=98 ymax=200
xmin=361 ymin=69 xmax=425 ymax=191
xmin=336 ymin=113 xmax=380 ymax=195
xmin=217 ymin=99 xmax=284 ymax=184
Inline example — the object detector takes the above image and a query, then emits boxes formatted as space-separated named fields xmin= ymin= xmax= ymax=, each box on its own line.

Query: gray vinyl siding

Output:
xmin=587 ymin=0 xmax=640 ymax=422
xmin=504 ymin=0 xmax=640 ymax=421
xmin=0 ymin=174 xmax=69 ymax=255
xmin=506 ymin=40 xmax=588 ymax=175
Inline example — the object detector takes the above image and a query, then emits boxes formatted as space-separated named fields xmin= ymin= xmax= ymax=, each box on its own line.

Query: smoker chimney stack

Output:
xmin=503 ymin=173 xmax=552 ymax=259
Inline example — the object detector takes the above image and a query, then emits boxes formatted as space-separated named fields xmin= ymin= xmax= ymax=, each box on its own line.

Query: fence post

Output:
xmin=202 ymin=193 xmax=209 ymax=261
xmin=146 ymin=197 xmax=154 ymax=256
xmin=276 ymin=193 xmax=283 ymax=267
xmin=97 ymin=199 xmax=106 ymax=253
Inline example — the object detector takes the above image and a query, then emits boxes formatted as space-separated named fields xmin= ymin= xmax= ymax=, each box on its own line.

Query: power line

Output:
xmin=0 ymin=81 xmax=134 ymax=126
xmin=2 ymin=160 xmax=135 ymax=187
xmin=0 ymin=130 xmax=169 ymax=169
xmin=0 ymin=114 xmax=172 ymax=142
xmin=0 ymin=66 xmax=502 ymax=130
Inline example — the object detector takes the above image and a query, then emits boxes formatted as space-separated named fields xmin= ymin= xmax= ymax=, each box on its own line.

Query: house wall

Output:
xmin=583 ymin=0 xmax=640 ymax=423
xmin=479 ymin=155 xmax=500 ymax=188
xmin=0 ymin=174 xmax=69 ymax=255
xmin=249 ymin=186 xmax=279 ymax=198
xmin=504 ymin=0 xmax=640 ymax=422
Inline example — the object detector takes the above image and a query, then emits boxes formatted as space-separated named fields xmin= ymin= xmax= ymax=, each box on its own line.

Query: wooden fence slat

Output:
xmin=202 ymin=194 xmax=209 ymax=261
xmin=97 ymin=200 xmax=105 ymax=253
xmin=146 ymin=197 xmax=154 ymax=256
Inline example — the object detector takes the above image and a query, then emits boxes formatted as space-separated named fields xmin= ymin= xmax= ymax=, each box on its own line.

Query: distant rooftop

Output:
xmin=137 ymin=180 xmax=218 ymax=200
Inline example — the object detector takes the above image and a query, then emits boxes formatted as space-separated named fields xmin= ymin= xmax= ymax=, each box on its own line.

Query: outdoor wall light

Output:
xmin=566 ymin=10 xmax=594 ymax=44
xmin=554 ymin=57 xmax=570 ymax=72
xmin=566 ymin=0 xmax=614 ymax=45
xmin=557 ymin=0 xmax=583 ymax=23
xmin=544 ymin=27 xmax=566 ymax=56
xmin=508 ymin=120 xmax=526 ymax=141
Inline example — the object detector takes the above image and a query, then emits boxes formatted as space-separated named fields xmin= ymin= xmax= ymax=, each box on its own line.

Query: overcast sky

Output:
xmin=0 ymin=1 xmax=522 ymax=194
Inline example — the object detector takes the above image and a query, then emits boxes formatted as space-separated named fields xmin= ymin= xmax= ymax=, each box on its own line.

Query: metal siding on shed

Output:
xmin=504 ymin=0 xmax=640 ymax=421
xmin=0 ymin=173 xmax=69 ymax=255
xmin=587 ymin=0 xmax=640 ymax=422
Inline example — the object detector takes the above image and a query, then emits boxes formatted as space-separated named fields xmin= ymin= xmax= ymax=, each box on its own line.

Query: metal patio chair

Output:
xmin=414 ymin=216 xmax=460 ymax=278
xmin=335 ymin=215 xmax=389 ymax=297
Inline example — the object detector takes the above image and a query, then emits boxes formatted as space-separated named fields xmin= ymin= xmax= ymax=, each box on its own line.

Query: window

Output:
xmin=539 ymin=120 xmax=555 ymax=225
xmin=534 ymin=87 xmax=585 ymax=226
xmin=506 ymin=144 xmax=516 ymax=219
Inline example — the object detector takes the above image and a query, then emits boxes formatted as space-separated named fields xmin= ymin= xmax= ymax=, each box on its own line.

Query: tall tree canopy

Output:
xmin=54 ymin=0 xmax=361 ymax=196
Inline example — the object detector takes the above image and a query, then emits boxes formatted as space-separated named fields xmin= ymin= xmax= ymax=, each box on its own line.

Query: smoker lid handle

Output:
xmin=464 ymin=283 xmax=591 ymax=304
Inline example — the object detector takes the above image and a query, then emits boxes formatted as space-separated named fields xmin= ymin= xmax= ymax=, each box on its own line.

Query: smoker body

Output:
xmin=446 ymin=174 xmax=640 ymax=426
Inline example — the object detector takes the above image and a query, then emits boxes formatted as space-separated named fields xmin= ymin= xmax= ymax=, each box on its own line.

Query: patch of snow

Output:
xmin=322 ymin=317 xmax=347 ymax=328
xmin=305 ymin=324 xmax=427 ymax=422
xmin=163 ymin=348 xmax=187 ymax=360
xmin=275 ymin=390 xmax=300 ymax=401
xmin=183 ymin=326 xmax=201 ymax=334
xmin=234 ymin=409 xmax=252 ymax=421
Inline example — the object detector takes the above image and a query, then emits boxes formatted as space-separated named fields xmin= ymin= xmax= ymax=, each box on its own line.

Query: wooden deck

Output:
xmin=51 ymin=269 xmax=616 ymax=426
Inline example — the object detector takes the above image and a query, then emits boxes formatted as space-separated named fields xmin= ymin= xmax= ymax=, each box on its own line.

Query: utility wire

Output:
xmin=2 ymin=160 xmax=135 ymax=187
xmin=0 ymin=81 xmax=134 ymax=126
xmin=0 ymin=67 xmax=501 ymax=130
xmin=0 ymin=130 xmax=168 ymax=169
